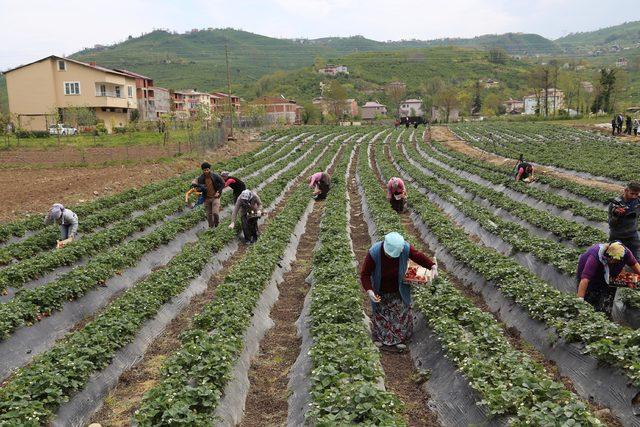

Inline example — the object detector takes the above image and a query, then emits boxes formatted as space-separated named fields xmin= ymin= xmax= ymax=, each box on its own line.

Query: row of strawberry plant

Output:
xmin=420 ymin=139 xmax=607 ymax=222
xmin=0 ymin=131 xmax=293 ymax=244
xmin=0 ymin=183 xmax=186 ymax=265
xmin=387 ymin=135 xmax=581 ymax=276
xmin=305 ymin=139 xmax=405 ymax=425
xmin=430 ymin=139 xmax=616 ymax=204
xmin=450 ymin=122 xmax=638 ymax=182
xmin=408 ymin=139 xmax=606 ymax=247
xmin=0 ymin=132 xmax=324 ymax=339
xmin=0 ymin=134 xmax=329 ymax=340
xmin=0 ymin=130 xmax=342 ymax=425
xmin=365 ymin=131 xmax=604 ymax=425
xmin=0 ymin=134 xmax=321 ymax=291
xmin=132 ymin=136 xmax=346 ymax=425
xmin=372 ymin=138 xmax=640 ymax=389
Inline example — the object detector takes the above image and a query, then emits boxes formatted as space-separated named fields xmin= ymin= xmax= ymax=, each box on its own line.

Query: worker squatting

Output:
xmin=42 ymin=159 xmax=640 ymax=352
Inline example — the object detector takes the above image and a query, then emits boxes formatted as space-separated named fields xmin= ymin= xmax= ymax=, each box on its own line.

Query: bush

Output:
xmin=113 ymin=126 xmax=127 ymax=134
xmin=15 ymin=130 xmax=50 ymax=138
xmin=95 ymin=123 xmax=107 ymax=134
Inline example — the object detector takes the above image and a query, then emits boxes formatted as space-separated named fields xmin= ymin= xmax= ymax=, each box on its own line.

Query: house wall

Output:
xmin=95 ymin=109 xmax=129 ymax=132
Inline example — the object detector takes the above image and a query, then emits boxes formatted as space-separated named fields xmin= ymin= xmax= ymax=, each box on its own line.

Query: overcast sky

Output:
xmin=1 ymin=0 xmax=637 ymax=70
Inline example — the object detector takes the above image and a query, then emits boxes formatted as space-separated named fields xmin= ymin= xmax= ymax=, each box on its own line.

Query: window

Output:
xmin=64 ymin=82 xmax=80 ymax=95
xmin=127 ymin=86 xmax=133 ymax=98
xmin=115 ymin=86 xmax=121 ymax=98
xmin=58 ymin=60 xmax=66 ymax=71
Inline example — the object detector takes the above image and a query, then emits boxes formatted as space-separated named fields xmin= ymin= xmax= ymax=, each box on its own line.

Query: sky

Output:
xmin=1 ymin=0 xmax=638 ymax=70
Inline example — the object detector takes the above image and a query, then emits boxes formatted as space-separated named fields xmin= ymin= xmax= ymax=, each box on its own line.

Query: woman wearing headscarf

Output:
xmin=577 ymin=241 xmax=640 ymax=315
xmin=228 ymin=189 xmax=262 ymax=244
xmin=308 ymin=171 xmax=331 ymax=201
xmin=44 ymin=203 xmax=79 ymax=248
xmin=387 ymin=177 xmax=407 ymax=213
xmin=360 ymin=232 xmax=437 ymax=351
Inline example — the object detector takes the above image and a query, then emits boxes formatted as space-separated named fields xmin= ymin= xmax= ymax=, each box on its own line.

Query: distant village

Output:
xmin=1 ymin=54 xmax=625 ymax=133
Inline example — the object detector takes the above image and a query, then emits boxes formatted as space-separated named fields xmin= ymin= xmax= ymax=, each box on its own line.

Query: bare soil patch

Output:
xmin=350 ymin=145 xmax=439 ymax=427
xmin=0 ymin=134 xmax=262 ymax=223
xmin=240 ymin=203 xmax=322 ymax=427
xmin=430 ymin=125 xmax=624 ymax=194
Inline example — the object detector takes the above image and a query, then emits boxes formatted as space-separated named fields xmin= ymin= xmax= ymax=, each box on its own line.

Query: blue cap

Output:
xmin=383 ymin=232 xmax=405 ymax=258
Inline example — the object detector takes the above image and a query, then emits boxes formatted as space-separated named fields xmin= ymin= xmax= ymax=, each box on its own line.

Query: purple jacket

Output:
xmin=577 ymin=244 xmax=637 ymax=291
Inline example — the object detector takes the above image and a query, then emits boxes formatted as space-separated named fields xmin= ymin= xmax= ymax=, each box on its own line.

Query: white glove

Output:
xmin=577 ymin=296 xmax=584 ymax=301
xmin=367 ymin=290 xmax=381 ymax=303
xmin=228 ymin=222 xmax=235 ymax=229
xmin=430 ymin=264 xmax=438 ymax=280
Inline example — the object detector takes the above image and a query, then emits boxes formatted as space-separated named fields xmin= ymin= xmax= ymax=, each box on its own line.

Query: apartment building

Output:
xmin=399 ymin=99 xmax=424 ymax=118
xmin=523 ymin=88 xmax=565 ymax=115
xmin=154 ymin=87 xmax=171 ymax=118
xmin=114 ymin=69 xmax=157 ymax=121
xmin=173 ymin=89 xmax=211 ymax=118
xmin=210 ymin=92 xmax=241 ymax=115
xmin=251 ymin=96 xmax=302 ymax=124
xmin=4 ymin=55 xmax=138 ymax=132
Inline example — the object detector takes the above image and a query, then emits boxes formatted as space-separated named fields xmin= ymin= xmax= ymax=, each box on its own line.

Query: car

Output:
xmin=48 ymin=124 xmax=78 ymax=135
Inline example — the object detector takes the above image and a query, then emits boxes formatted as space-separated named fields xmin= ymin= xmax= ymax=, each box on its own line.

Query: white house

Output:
xmin=318 ymin=65 xmax=349 ymax=76
xmin=399 ymin=99 xmax=424 ymax=118
xmin=523 ymin=88 xmax=565 ymax=115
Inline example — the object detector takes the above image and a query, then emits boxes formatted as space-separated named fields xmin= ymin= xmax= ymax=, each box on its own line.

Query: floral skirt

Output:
xmin=372 ymin=293 xmax=413 ymax=346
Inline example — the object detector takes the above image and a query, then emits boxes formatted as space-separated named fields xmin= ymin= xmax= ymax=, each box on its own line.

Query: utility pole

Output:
xmin=225 ymin=43 xmax=235 ymax=141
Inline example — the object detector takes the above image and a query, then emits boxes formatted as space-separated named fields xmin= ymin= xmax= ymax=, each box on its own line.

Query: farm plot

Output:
xmin=450 ymin=122 xmax=640 ymax=184
xmin=3 ymin=125 xmax=640 ymax=426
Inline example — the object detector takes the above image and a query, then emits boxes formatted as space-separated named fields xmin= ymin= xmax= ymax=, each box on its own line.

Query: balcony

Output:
xmin=96 ymin=91 xmax=122 ymax=98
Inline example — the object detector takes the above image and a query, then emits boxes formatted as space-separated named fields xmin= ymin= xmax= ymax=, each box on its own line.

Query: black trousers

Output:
xmin=391 ymin=197 xmax=405 ymax=213
xmin=241 ymin=213 xmax=259 ymax=242
xmin=584 ymin=283 xmax=617 ymax=316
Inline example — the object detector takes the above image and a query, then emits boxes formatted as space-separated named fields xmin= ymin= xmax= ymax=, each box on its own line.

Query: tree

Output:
xmin=300 ymin=102 xmax=320 ymax=124
xmin=591 ymin=68 xmax=618 ymax=114
xmin=471 ymin=81 xmax=482 ymax=115
xmin=314 ymin=56 xmax=327 ymax=70
xmin=385 ymin=81 xmax=406 ymax=118
xmin=421 ymin=77 xmax=445 ymax=119
xmin=482 ymin=93 xmax=503 ymax=117
xmin=324 ymin=80 xmax=347 ymax=120
xmin=435 ymin=86 xmax=460 ymax=123
xmin=488 ymin=47 xmax=508 ymax=64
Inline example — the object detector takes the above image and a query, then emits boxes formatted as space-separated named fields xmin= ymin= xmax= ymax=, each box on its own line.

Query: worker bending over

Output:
xmin=577 ymin=241 xmax=640 ymax=315
xmin=309 ymin=171 xmax=331 ymax=201
xmin=221 ymin=171 xmax=246 ymax=203
xmin=387 ymin=177 xmax=407 ymax=213
xmin=515 ymin=159 xmax=535 ymax=182
xmin=185 ymin=179 xmax=206 ymax=208
xmin=229 ymin=189 xmax=262 ymax=244
xmin=45 ymin=203 xmax=79 ymax=249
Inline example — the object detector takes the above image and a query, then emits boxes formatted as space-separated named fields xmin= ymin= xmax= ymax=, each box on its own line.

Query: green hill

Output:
xmin=422 ymin=33 xmax=561 ymax=55
xmin=556 ymin=21 xmax=640 ymax=51
xmin=250 ymin=46 xmax=533 ymax=108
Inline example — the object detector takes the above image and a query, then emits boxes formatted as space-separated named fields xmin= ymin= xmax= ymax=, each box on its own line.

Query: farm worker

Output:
xmin=197 ymin=162 xmax=225 ymax=228
xmin=185 ymin=179 xmax=206 ymax=208
xmin=576 ymin=241 xmax=640 ymax=315
xmin=515 ymin=160 xmax=534 ymax=182
xmin=309 ymin=171 xmax=331 ymax=201
xmin=228 ymin=189 xmax=262 ymax=244
xmin=387 ymin=177 xmax=407 ymax=213
xmin=220 ymin=171 xmax=246 ymax=203
xmin=360 ymin=232 xmax=436 ymax=351
xmin=616 ymin=114 xmax=623 ymax=134
xmin=633 ymin=118 xmax=639 ymax=136
xmin=625 ymin=115 xmax=633 ymax=135
xmin=612 ymin=118 xmax=617 ymax=136
xmin=44 ymin=203 xmax=78 ymax=249
xmin=608 ymin=181 xmax=640 ymax=258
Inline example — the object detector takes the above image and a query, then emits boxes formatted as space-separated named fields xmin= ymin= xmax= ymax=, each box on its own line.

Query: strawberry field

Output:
xmin=0 ymin=124 xmax=639 ymax=426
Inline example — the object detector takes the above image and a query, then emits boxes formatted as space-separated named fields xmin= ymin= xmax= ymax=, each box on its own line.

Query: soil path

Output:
xmin=0 ymin=134 xmax=262 ymax=223
xmin=349 ymin=145 xmax=439 ymax=427
xmin=240 ymin=145 xmax=345 ymax=426
xmin=239 ymin=201 xmax=322 ymax=426
xmin=430 ymin=126 xmax=624 ymax=194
